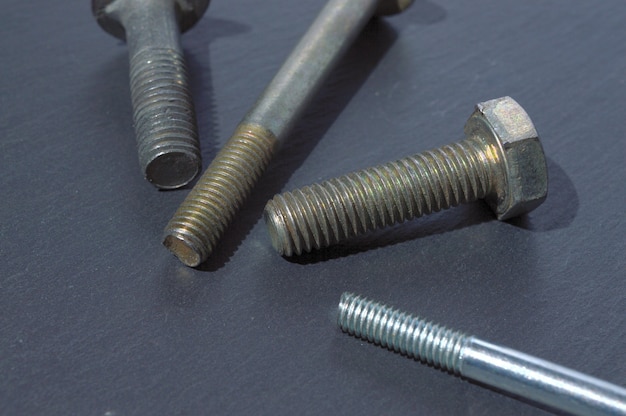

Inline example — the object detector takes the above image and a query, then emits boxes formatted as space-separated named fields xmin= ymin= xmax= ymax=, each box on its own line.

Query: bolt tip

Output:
xmin=146 ymin=152 xmax=200 ymax=190
xmin=337 ymin=292 xmax=355 ymax=329
xmin=163 ymin=233 xmax=202 ymax=267
xmin=263 ymin=200 xmax=291 ymax=256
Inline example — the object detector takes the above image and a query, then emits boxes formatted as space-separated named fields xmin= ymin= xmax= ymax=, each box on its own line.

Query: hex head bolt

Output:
xmin=92 ymin=0 xmax=209 ymax=189
xmin=338 ymin=293 xmax=626 ymax=416
xmin=162 ymin=0 xmax=415 ymax=266
xmin=264 ymin=96 xmax=549 ymax=256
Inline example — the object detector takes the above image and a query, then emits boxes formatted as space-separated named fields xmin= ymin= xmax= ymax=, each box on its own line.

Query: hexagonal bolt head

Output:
xmin=467 ymin=97 xmax=548 ymax=220
xmin=264 ymin=96 xmax=548 ymax=256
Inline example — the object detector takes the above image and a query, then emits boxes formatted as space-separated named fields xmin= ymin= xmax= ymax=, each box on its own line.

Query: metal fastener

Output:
xmin=264 ymin=96 xmax=548 ymax=256
xmin=92 ymin=0 xmax=209 ymax=189
xmin=338 ymin=292 xmax=626 ymax=416
xmin=162 ymin=0 xmax=415 ymax=266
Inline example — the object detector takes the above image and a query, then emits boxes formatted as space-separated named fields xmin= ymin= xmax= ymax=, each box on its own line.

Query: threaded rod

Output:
xmin=163 ymin=0 xmax=414 ymax=266
xmin=265 ymin=135 xmax=501 ymax=256
xmin=338 ymin=292 xmax=467 ymax=374
xmin=129 ymin=46 xmax=200 ymax=189
xmin=163 ymin=124 xmax=278 ymax=266
xmin=338 ymin=292 xmax=626 ymax=416
xmin=94 ymin=0 xmax=205 ymax=189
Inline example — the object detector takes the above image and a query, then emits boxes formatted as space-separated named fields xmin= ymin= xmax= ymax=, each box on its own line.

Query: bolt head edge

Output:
xmin=464 ymin=96 xmax=548 ymax=220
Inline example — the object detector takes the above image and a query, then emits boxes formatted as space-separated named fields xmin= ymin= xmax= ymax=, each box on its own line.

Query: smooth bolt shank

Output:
xmin=264 ymin=96 xmax=548 ymax=256
xmin=92 ymin=0 xmax=209 ymax=189
xmin=338 ymin=292 xmax=626 ymax=416
xmin=163 ymin=0 xmax=415 ymax=266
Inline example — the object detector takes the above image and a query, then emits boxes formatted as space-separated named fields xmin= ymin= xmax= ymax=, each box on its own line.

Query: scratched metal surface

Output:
xmin=1 ymin=0 xmax=624 ymax=414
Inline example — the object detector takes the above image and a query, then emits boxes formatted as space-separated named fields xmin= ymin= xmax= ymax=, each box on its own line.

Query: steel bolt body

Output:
xmin=92 ymin=0 xmax=209 ymax=189
xmin=338 ymin=292 xmax=626 ymax=416
xmin=162 ymin=0 xmax=415 ymax=266
xmin=264 ymin=96 xmax=548 ymax=256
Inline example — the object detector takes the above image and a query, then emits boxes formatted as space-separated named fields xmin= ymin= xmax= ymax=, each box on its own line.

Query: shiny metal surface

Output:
xmin=163 ymin=0 xmax=414 ymax=266
xmin=264 ymin=96 xmax=548 ymax=256
xmin=92 ymin=0 xmax=209 ymax=189
xmin=338 ymin=292 xmax=626 ymax=416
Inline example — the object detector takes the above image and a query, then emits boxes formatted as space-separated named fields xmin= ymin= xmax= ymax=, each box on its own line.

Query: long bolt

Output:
xmin=338 ymin=292 xmax=626 ymax=416
xmin=92 ymin=0 xmax=209 ymax=189
xmin=162 ymin=0 xmax=415 ymax=267
xmin=264 ymin=96 xmax=548 ymax=256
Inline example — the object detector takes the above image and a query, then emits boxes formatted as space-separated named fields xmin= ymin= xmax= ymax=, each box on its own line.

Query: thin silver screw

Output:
xmin=162 ymin=0 xmax=416 ymax=266
xmin=264 ymin=96 xmax=549 ymax=256
xmin=338 ymin=292 xmax=626 ymax=416
xmin=92 ymin=0 xmax=209 ymax=189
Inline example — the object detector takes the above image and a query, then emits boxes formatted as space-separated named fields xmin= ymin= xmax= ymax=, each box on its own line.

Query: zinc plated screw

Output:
xmin=264 ymin=96 xmax=549 ymax=256
xmin=162 ymin=0 xmax=416 ymax=267
xmin=92 ymin=0 xmax=209 ymax=189
xmin=338 ymin=292 xmax=626 ymax=416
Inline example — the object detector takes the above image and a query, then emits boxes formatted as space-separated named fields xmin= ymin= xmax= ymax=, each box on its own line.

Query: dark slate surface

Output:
xmin=1 ymin=0 xmax=624 ymax=415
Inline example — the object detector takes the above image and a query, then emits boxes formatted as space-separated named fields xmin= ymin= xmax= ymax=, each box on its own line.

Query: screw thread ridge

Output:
xmin=163 ymin=124 xmax=278 ymax=266
xmin=265 ymin=137 xmax=497 ymax=255
xmin=338 ymin=293 xmax=467 ymax=374
xmin=129 ymin=47 xmax=200 ymax=180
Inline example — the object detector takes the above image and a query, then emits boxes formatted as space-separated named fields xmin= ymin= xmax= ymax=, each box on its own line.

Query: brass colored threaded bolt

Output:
xmin=92 ymin=0 xmax=209 ymax=189
xmin=264 ymin=97 xmax=549 ymax=256
xmin=338 ymin=292 xmax=626 ymax=416
xmin=162 ymin=0 xmax=416 ymax=267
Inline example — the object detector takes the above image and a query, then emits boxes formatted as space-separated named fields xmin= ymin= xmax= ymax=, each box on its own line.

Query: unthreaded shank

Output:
xmin=163 ymin=124 xmax=278 ymax=266
xmin=265 ymin=135 xmax=502 ymax=256
xmin=337 ymin=292 xmax=626 ymax=416
xmin=162 ymin=0 xmax=416 ymax=266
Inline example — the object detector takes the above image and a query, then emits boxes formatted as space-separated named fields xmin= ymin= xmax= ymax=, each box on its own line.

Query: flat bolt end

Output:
xmin=163 ymin=233 xmax=203 ymax=267
xmin=145 ymin=152 xmax=200 ymax=190
xmin=263 ymin=200 xmax=291 ymax=257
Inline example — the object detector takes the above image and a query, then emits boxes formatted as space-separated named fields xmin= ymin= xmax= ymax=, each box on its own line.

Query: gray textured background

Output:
xmin=1 ymin=0 xmax=625 ymax=415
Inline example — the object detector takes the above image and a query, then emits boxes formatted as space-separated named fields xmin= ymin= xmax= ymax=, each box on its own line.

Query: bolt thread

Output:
xmin=264 ymin=136 xmax=500 ymax=255
xmin=338 ymin=292 xmax=468 ymax=374
xmin=129 ymin=47 xmax=200 ymax=188
xmin=163 ymin=124 xmax=278 ymax=266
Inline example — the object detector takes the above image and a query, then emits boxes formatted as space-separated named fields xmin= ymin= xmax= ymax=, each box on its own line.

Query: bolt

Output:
xmin=162 ymin=0 xmax=415 ymax=266
xmin=264 ymin=96 xmax=548 ymax=256
xmin=338 ymin=292 xmax=626 ymax=416
xmin=92 ymin=0 xmax=209 ymax=189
